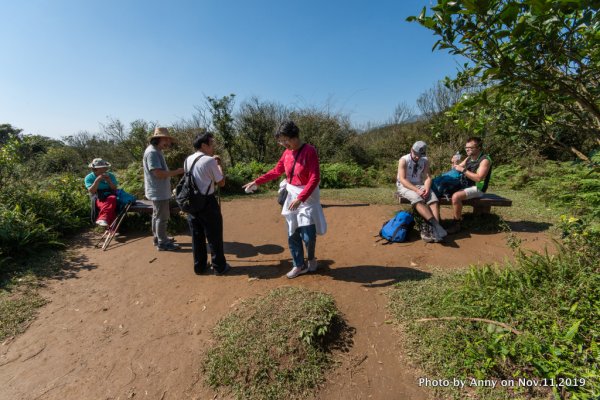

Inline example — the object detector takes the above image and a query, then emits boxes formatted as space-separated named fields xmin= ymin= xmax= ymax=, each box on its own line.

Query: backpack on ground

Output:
xmin=175 ymin=155 xmax=211 ymax=214
xmin=379 ymin=211 xmax=415 ymax=243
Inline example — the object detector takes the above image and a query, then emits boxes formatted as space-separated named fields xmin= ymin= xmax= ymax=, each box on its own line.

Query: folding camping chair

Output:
xmin=94 ymin=202 xmax=133 ymax=251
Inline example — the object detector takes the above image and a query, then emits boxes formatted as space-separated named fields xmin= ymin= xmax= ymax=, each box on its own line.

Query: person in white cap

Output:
xmin=143 ymin=127 xmax=184 ymax=251
xmin=84 ymin=158 xmax=118 ymax=227
xmin=396 ymin=141 xmax=447 ymax=242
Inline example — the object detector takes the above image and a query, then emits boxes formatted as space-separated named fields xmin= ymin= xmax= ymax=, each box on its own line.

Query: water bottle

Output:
xmin=453 ymin=151 xmax=461 ymax=164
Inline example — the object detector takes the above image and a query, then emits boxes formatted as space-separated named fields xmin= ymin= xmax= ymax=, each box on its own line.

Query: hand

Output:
xmin=421 ymin=187 xmax=430 ymax=198
xmin=288 ymin=198 xmax=302 ymax=211
xmin=213 ymin=155 xmax=221 ymax=166
xmin=242 ymin=181 xmax=257 ymax=190
xmin=453 ymin=164 xmax=464 ymax=173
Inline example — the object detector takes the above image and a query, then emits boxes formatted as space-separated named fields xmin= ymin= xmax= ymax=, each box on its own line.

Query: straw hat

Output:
xmin=149 ymin=127 xmax=176 ymax=142
xmin=88 ymin=158 xmax=111 ymax=169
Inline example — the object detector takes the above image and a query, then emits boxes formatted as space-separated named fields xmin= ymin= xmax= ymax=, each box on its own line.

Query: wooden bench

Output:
xmin=395 ymin=192 xmax=512 ymax=214
xmin=129 ymin=199 xmax=180 ymax=214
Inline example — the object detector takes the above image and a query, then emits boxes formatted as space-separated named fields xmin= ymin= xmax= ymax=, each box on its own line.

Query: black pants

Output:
xmin=186 ymin=195 xmax=227 ymax=273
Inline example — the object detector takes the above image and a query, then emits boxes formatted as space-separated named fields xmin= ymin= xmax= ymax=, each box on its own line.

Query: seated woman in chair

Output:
xmin=85 ymin=158 xmax=118 ymax=227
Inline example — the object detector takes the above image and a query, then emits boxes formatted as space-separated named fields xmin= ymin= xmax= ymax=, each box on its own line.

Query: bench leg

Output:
xmin=473 ymin=205 xmax=491 ymax=215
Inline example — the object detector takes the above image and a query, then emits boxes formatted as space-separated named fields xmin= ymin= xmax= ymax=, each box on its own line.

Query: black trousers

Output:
xmin=186 ymin=195 xmax=227 ymax=273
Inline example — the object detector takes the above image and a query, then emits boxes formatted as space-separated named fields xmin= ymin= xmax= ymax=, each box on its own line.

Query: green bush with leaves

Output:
xmin=203 ymin=287 xmax=345 ymax=399
xmin=492 ymin=160 xmax=600 ymax=220
xmin=0 ymin=205 xmax=62 ymax=258
xmin=390 ymin=218 xmax=600 ymax=399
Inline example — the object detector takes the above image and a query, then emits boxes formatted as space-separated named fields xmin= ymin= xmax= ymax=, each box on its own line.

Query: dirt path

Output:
xmin=0 ymin=198 xmax=550 ymax=400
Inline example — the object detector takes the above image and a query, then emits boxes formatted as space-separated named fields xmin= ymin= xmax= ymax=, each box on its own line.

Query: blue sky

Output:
xmin=0 ymin=0 xmax=461 ymax=139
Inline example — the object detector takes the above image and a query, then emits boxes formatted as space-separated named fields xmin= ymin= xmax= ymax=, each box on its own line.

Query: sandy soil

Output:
xmin=0 ymin=198 xmax=550 ymax=400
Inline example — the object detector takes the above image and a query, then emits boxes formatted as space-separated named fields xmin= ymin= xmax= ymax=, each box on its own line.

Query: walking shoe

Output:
xmin=431 ymin=220 xmax=448 ymax=238
xmin=157 ymin=242 xmax=180 ymax=251
xmin=96 ymin=219 xmax=108 ymax=227
xmin=307 ymin=259 xmax=318 ymax=272
xmin=286 ymin=265 xmax=308 ymax=279
xmin=420 ymin=224 xmax=435 ymax=243
xmin=214 ymin=263 xmax=231 ymax=276
xmin=153 ymin=236 xmax=176 ymax=246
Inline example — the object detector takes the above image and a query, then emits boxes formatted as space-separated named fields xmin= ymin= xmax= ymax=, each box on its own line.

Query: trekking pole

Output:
xmin=102 ymin=202 xmax=132 ymax=251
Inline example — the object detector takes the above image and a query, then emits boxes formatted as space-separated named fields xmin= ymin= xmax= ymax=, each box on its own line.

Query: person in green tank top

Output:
xmin=447 ymin=137 xmax=492 ymax=233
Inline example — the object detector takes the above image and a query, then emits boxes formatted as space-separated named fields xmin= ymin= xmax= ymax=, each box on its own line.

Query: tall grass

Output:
xmin=389 ymin=218 xmax=599 ymax=399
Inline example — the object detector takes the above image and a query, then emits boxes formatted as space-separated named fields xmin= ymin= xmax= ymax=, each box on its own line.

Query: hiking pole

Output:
xmin=102 ymin=202 xmax=132 ymax=251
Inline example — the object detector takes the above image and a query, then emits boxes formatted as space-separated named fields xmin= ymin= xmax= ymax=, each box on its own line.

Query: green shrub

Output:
xmin=223 ymin=160 xmax=277 ymax=194
xmin=118 ymin=161 xmax=145 ymax=198
xmin=492 ymin=161 xmax=600 ymax=220
xmin=203 ymin=287 xmax=346 ymax=399
xmin=390 ymin=218 xmax=600 ymax=399
xmin=0 ymin=205 xmax=61 ymax=258
xmin=0 ymin=174 xmax=89 ymax=235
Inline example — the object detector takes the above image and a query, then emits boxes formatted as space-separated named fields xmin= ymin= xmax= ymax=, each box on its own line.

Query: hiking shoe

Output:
xmin=157 ymin=242 xmax=180 ymax=251
xmin=214 ymin=263 xmax=231 ymax=276
xmin=307 ymin=259 xmax=318 ymax=272
xmin=153 ymin=236 xmax=176 ymax=246
xmin=420 ymin=224 xmax=435 ymax=243
xmin=96 ymin=219 xmax=108 ymax=227
xmin=286 ymin=265 xmax=308 ymax=279
xmin=431 ymin=221 xmax=448 ymax=238
xmin=446 ymin=222 xmax=461 ymax=234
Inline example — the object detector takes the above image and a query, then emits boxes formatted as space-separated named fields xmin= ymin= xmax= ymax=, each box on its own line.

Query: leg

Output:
xmin=187 ymin=213 xmax=208 ymax=274
xmin=414 ymin=202 xmax=434 ymax=220
xmin=431 ymin=201 xmax=441 ymax=221
xmin=452 ymin=190 xmax=468 ymax=221
xmin=287 ymin=228 xmax=305 ymax=268
xmin=198 ymin=197 xmax=227 ymax=273
xmin=298 ymin=224 xmax=316 ymax=261
xmin=96 ymin=195 xmax=117 ymax=225
xmin=153 ymin=199 xmax=171 ymax=245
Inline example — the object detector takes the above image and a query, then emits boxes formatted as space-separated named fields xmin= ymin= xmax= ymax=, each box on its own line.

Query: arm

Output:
xmin=454 ymin=158 xmax=490 ymax=182
xmin=422 ymin=161 xmax=432 ymax=196
xmin=86 ymin=173 xmax=117 ymax=195
xmin=213 ymin=156 xmax=226 ymax=187
xmin=250 ymin=152 xmax=286 ymax=186
xmin=152 ymin=168 xmax=184 ymax=179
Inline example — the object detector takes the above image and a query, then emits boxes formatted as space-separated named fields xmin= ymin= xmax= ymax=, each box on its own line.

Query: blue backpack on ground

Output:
xmin=379 ymin=211 xmax=415 ymax=243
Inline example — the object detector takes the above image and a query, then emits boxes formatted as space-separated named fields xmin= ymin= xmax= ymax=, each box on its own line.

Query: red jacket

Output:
xmin=255 ymin=144 xmax=320 ymax=202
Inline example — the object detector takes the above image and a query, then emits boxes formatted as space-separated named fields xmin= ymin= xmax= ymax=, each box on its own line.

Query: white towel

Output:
xmin=279 ymin=180 xmax=327 ymax=236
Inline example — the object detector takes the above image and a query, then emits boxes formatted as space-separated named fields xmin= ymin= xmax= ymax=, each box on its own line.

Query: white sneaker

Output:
xmin=307 ymin=259 xmax=318 ymax=272
xmin=96 ymin=219 xmax=108 ymax=227
xmin=286 ymin=265 xmax=308 ymax=279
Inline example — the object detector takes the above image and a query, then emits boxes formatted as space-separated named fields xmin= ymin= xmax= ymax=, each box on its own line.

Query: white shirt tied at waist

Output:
xmin=279 ymin=179 xmax=327 ymax=236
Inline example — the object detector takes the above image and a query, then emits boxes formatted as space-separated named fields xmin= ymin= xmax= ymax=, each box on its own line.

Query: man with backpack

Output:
xmin=184 ymin=132 xmax=230 ymax=275
xmin=447 ymin=137 xmax=492 ymax=233
xmin=396 ymin=141 xmax=447 ymax=242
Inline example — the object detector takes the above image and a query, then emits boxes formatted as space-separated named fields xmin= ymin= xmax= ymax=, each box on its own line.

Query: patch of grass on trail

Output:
xmin=388 ymin=222 xmax=600 ymax=400
xmin=0 ymin=250 xmax=66 ymax=341
xmin=203 ymin=287 xmax=351 ymax=400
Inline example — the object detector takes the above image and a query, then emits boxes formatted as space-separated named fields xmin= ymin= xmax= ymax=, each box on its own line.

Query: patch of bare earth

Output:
xmin=0 ymin=198 xmax=549 ymax=400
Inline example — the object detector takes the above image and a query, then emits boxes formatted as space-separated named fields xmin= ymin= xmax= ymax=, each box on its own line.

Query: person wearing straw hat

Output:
xmin=143 ymin=127 xmax=184 ymax=251
xmin=84 ymin=158 xmax=118 ymax=227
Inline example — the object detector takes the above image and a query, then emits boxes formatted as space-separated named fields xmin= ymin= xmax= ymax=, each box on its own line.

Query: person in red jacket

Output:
xmin=243 ymin=121 xmax=327 ymax=279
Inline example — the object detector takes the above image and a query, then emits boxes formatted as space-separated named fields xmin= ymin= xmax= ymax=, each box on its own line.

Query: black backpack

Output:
xmin=175 ymin=155 xmax=211 ymax=214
